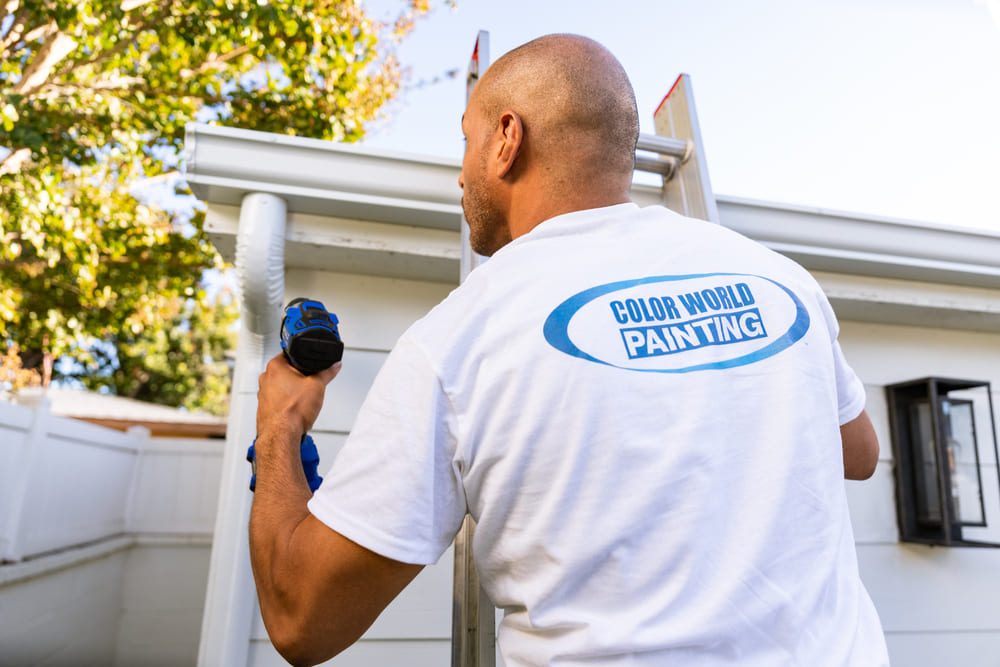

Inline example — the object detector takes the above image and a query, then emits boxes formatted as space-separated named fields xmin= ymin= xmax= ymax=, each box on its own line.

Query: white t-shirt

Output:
xmin=308 ymin=203 xmax=889 ymax=666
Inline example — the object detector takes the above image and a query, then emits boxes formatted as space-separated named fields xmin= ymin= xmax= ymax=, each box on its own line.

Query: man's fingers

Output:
xmin=262 ymin=352 xmax=289 ymax=376
xmin=258 ymin=355 xmax=339 ymax=393
xmin=316 ymin=361 xmax=343 ymax=385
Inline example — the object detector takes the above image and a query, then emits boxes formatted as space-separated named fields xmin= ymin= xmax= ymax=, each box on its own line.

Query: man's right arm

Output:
xmin=841 ymin=410 xmax=879 ymax=480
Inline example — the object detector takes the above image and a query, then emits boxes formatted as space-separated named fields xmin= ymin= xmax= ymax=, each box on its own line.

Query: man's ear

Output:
xmin=494 ymin=110 xmax=523 ymax=179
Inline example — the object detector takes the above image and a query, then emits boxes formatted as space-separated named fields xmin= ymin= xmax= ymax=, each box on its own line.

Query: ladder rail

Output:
xmin=453 ymin=29 xmax=496 ymax=667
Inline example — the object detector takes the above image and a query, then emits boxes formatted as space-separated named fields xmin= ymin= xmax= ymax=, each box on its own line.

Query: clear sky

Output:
xmin=359 ymin=0 xmax=1000 ymax=233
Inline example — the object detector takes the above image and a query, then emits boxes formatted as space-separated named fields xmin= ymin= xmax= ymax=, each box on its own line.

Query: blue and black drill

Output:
xmin=248 ymin=298 xmax=344 ymax=493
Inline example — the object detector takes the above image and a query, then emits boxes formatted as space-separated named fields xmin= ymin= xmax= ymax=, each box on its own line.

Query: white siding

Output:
xmin=839 ymin=320 xmax=1000 ymax=665
xmin=884 ymin=631 xmax=1000 ymax=667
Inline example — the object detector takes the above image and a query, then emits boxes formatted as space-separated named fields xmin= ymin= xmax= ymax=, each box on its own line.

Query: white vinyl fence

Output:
xmin=0 ymin=397 xmax=224 ymax=666
xmin=0 ymin=397 xmax=222 ymax=562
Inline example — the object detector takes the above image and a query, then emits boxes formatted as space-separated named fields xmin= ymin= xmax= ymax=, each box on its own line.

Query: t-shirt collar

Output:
xmin=497 ymin=202 xmax=640 ymax=255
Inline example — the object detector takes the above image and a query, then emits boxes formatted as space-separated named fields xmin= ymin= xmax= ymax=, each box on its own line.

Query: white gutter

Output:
xmin=197 ymin=193 xmax=287 ymax=667
xmin=183 ymin=123 xmax=462 ymax=229
xmin=714 ymin=195 xmax=1000 ymax=289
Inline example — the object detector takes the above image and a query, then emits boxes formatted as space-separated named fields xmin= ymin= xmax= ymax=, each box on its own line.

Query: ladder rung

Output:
xmin=636 ymin=133 xmax=690 ymax=160
xmin=634 ymin=153 xmax=677 ymax=178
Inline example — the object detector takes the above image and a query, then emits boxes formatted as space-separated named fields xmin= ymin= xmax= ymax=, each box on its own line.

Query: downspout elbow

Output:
xmin=235 ymin=193 xmax=287 ymax=350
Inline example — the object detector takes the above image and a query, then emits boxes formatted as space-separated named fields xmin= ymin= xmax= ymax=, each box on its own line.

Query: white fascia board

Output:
xmin=183 ymin=123 xmax=463 ymax=230
xmin=813 ymin=271 xmax=1000 ymax=333
xmin=205 ymin=205 xmax=461 ymax=284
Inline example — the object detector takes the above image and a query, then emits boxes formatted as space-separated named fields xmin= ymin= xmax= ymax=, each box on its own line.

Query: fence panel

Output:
xmin=129 ymin=438 xmax=224 ymax=536
xmin=15 ymin=414 xmax=138 ymax=559
xmin=2 ymin=398 xmax=226 ymax=562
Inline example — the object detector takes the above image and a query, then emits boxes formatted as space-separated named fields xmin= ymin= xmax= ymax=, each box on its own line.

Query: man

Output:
xmin=251 ymin=34 xmax=888 ymax=666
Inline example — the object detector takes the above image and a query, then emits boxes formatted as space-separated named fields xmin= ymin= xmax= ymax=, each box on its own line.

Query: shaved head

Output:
xmin=459 ymin=34 xmax=639 ymax=254
xmin=472 ymin=34 xmax=639 ymax=182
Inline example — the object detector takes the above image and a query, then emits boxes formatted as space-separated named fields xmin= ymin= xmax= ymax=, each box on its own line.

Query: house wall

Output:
xmin=839 ymin=320 xmax=1000 ymax=666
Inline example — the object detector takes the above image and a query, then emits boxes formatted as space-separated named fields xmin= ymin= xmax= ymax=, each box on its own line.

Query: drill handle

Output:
xmin=247 ymin=434 xmax=323 ymax=493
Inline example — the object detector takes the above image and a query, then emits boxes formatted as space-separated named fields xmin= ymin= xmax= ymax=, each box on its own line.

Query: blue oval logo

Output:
xmin=543 ymin=273 xmax=810 ymax=373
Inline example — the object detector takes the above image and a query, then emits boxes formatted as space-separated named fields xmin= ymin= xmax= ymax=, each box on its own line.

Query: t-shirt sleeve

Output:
xmin=813 ymin=283 xmax=866 ymax=425
xmin=307 ymin=335 xmax=467 ymax=565
xmin=831 ymin=338 xmax=866 ymax=425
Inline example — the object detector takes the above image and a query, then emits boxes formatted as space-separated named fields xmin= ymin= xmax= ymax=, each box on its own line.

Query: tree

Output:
xmin=1 ymin=0 xmax=433 ymax=414
xmin=77 ymin=288 xmax=240 ymax=415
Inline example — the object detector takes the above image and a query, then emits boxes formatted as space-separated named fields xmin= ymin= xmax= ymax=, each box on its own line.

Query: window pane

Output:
xmin=943 ymin=400 xmax=984 ymax=525
xmin=909 ymin=401 xmax=941 ymax=525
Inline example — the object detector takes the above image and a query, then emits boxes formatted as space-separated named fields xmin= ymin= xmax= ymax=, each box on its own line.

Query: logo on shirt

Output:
xmin=543 ymin=273 xmax=810 ymax=373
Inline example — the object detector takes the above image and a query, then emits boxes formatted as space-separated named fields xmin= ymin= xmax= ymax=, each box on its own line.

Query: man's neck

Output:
xmin=506 ymin=186 xmax=632 ymax=242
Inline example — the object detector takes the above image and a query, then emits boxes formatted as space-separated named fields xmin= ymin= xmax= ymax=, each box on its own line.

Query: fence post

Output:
xmin=123 ymin=426 xmax=150 ymax=535
xmin=1 ymin=397 xmax=51 ymax=563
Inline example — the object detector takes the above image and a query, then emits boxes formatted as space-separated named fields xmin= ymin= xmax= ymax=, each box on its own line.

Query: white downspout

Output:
xmin=198 ymin=193 xmax=287 ymax=667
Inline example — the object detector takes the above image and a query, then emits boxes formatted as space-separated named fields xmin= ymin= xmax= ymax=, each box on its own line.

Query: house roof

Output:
xmin=14 ymin=387 xmax=227 ymax=438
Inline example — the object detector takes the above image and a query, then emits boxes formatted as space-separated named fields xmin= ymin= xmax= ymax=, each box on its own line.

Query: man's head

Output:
xmin=459 ymin=34 xmax=639 ymax=256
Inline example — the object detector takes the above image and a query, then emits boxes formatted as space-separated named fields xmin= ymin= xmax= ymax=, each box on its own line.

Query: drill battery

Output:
xmin=280 ymin=298 xmax=344 ymax=375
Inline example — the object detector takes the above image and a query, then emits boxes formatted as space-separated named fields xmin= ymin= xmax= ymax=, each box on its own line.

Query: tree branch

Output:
xmin=121 ymin=0 xmax=160 ymax=11
xmin=0 ymin=5 xmax=29 ymax=57
xmin=179 ymin=44 xmax=252 ymax=78
xmin=12 ymin=21 xmax=78 ymax=97
xmin=53 ymin=0 xmax=173 ymax=80
xmin=1 ymin=0 xmax=20 ymax=24
xmin=40 ymin=81 xmax=232 ymax=105
xmin=0 ymin=147 xmax=30 ymax=176
xmin=91 ymin=76 xmax=146 ymax=90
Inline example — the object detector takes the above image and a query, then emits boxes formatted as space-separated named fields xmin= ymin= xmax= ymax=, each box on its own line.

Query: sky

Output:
xmin=358 ymin=0 xmax=1000 ymax=233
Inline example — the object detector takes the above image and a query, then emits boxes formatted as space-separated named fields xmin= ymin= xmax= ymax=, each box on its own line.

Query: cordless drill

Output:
xmin=247 ymin=298 xmax=344 ymax=493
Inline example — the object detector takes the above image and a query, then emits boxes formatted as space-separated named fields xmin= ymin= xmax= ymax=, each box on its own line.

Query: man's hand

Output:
xmin=256 ymin=353 xmax=341 ymax=440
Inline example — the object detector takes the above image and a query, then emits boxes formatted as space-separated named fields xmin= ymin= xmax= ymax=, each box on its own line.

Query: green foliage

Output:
xmin=1 ymin=0 xmax=431 ymax=414
xmin=75 ymin=289 xmax=240 ymax=416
